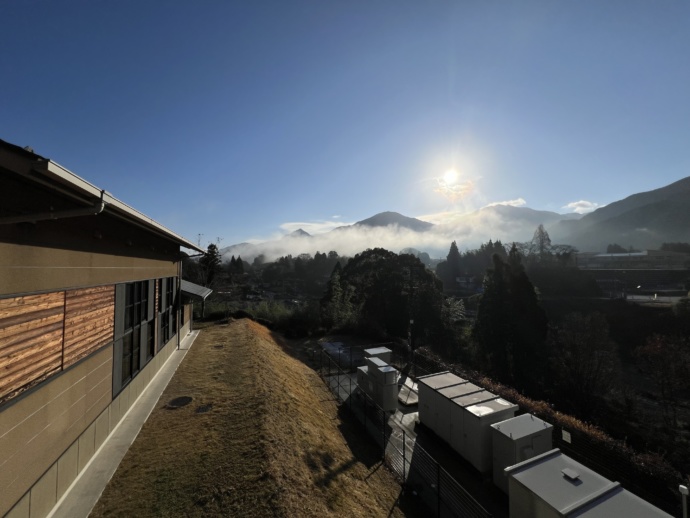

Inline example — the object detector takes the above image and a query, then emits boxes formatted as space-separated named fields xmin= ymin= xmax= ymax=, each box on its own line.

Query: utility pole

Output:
xmin=197 ymin=233 xmax=204 ymax=247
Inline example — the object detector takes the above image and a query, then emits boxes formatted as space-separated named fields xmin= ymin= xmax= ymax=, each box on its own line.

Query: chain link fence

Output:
xmin=400 ymin=346 xmax=682 ymax=516
xmin=316 ymin=345 xmax=493 ymax=518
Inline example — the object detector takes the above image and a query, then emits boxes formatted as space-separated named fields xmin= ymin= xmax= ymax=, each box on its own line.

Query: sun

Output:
xmin=443 ymin=169 xmax=459 ymax=185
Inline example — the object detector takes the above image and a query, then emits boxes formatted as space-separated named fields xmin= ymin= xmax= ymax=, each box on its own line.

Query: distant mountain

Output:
xmin=285 ymin=228 xmax=311 ymax=238
xmin=552 ymin=176 xmax=690 ymax=251
xmin=216 ymin=175 xmax=690 ymax=261
xmin=351 ymin=211 xmax=434 ymax=232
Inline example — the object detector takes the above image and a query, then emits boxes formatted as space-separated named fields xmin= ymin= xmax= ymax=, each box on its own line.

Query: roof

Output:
xmin=439 ymin=382 xmax=481 ymax=399
xmin=363 ymin=346 xmax=391 ymax=356
xmin=505 ymin=449 xmax=616 ymax=513
xmin=0 ymin=138 xmax=203 ymax=253
xmin=568 ymin=486 xmax=672 ymax=518
xmin=417 ymin=372 xmax=465 ymax=390
xmin=452 ymin=390 xmax=497 ymax=408
xmin=181 ymin=280 xmax=213 ymax=301
xmin=491 ymin=413 xmax=553 ymax=439
xmin=466 ymin=398 xmax=517 ymax=418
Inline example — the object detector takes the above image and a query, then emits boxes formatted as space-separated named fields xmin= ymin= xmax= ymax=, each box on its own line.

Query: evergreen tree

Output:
xmin=473 ymin=245 xmax=548 ymax=393
xmin=199 ymin=243 xmax=222 ymax=288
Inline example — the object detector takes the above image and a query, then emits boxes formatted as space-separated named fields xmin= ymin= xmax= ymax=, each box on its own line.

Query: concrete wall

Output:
xmin=2 ymin=331 xmax=182 ymax=518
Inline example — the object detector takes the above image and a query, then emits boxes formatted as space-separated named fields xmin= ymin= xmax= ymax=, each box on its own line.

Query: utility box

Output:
xmin=450 ymin=389 xmax=499 ymax=456
xmin=356 ymin=366 xmax=369 ymax=393
xmin=491 ymin=413 xmax=553 ymax=493
xmin=434 ymin=382 xmax=483 ymax=445
xmin=364 ymin=346 xmax=392 ymax=363
xmin=379 ymin=365 xmax=399 ymax=385
xmin=463 ymin=398 xmax=518 ymax=473
xmin=365 ymin=356 xmax=387 ymax=376
xmin=375 ymin=382 xmax=399 ymax=412
xmin=361 ymin=359 xmax=400 ymax=412
xmin=504 ymin=449 xmax=671 ymax=517
xmin=417 ymin=372 xmax=466 ymax=434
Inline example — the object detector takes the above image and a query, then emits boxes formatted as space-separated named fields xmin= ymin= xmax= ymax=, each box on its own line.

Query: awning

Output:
xmin=181 ymin=280 xmax=213 ymax=301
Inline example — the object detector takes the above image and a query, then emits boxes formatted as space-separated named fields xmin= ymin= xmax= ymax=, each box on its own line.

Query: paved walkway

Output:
xmin=48 ymin=331 xmax=200 ymax=518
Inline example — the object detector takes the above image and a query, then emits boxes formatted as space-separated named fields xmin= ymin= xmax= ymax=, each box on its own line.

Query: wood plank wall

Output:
xmin=64 ymin=286 xmax=115 ymax=367
xmin=0 ymin=286 xmax=115 ymax=403
xmin=0 ymin=293 xmax=65 ymax=401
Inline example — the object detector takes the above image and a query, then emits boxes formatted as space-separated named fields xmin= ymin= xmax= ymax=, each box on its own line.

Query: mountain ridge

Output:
xmin=217 ymin=175 xmax=690 ymax=261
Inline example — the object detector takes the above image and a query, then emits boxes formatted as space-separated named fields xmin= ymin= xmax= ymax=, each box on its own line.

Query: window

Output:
xmin=114 ymin=279 xmax=155 ymax=395
xmin=158 ymin=277 xmax=177 ymax=350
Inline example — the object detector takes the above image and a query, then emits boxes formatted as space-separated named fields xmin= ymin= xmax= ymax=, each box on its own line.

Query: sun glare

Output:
xmin=443 ymin=169 xmax=459 ymax=185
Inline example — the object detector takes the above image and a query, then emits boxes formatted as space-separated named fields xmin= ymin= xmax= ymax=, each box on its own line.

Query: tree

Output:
xmin=547 ymin=312 xmax=619 ymax=419
xmin=198 ymin=243 xmax=222 ymax=288
xmin=436 ymin=241 xmax=462 ymax=292
xmin=635 ymin=334 xmax=690 ymax=428
xmin=530 ymin=224 xmax=552 ymax=260
xmin=473 ymin=245 xmax=548 ymax=393
xmin=322 ymin=248 xmax=444 ymax=343
xmin=606 ymin=243 xmax=628 ymax=254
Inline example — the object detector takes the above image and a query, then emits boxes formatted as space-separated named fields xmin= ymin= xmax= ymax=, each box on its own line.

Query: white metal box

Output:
xmin=374 ymin=381 xmax=400 ymax=412
xmin=433 ymin=382 xmax=482 ymax=445
xmin=356 ymin=365 xmax=369 ymax=393
xmin=449 ymin=390 xmax=499 ymax=458
xmin=491 ymin=413 xmax=553 ymax=493
xmin=363 ymin=346 xmax=392 ymax=363
xmin=463 ymin=398 xmax=518 ymax=473
xmin=378 ymin=365 xmax=399 ymax=386
xmin=365 ymin=356 xmax=387 ymax=375
xmin=417 ymin=372 xmax=465 ymax=434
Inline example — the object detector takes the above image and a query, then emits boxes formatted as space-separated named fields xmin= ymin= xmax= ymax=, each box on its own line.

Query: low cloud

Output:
xmin=279 ymin=219 xmax=354 ymax=235
xmin=483 ymin=198 xmax=527 ymax=208
xmin=563 ymin=200 xmax=600 ymax=214
xmin=223 ymin=205 xmax=567 ymax=263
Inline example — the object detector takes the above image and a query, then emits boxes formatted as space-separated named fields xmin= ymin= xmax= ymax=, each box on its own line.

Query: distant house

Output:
xmin=0 ymin=139 xmax=209 ymax=517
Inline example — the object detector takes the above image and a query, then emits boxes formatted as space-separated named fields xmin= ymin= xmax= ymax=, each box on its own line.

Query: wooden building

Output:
xmin=0 ymin=139 xmax=207 ymax=517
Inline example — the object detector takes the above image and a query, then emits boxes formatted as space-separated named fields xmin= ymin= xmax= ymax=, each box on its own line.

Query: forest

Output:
xmin=182 ymin=226 xmax=690 ymax=488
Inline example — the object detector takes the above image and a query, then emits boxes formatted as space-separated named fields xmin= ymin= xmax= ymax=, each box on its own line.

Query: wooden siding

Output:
xmin=63 ymin=286 xmax=115 ymax=368
xmin=0 ymin=293 xmax=65 ymax=401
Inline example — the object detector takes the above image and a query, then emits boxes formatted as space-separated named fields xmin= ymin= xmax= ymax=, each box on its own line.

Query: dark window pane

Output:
xmin=122 ymin=333 xmax=133 ymax=382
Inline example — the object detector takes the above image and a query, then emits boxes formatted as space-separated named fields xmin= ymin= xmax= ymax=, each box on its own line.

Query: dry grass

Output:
xmin=90 ymin=319 xmax=413 ymax=517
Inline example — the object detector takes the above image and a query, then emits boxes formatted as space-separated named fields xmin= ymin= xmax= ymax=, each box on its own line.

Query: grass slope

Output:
xmin=90 ymin=319 xmax=411 ymax=517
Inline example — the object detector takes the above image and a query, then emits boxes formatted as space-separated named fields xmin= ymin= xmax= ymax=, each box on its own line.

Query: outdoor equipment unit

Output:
xmin=434 ymin=382 xmax=483 ymax=445
xmin=462 ymin=398 xmax=518 ymax=473
xmin=416 ymin=372 xmax=465 ymax=435
xmin=491 ymin=413 xmax=553 ymax=493
xmin=356 ymin=365 xmax=369 ymax=394
xmin=448 ymin=390 xmax=498 ymax=457
xmin=363 ymin=346 xmax=392 ymax=364
xmin=504 ymin=449 xmax=672 ymax=517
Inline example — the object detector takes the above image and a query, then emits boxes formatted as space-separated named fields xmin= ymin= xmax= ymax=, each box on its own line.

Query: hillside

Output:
xmin=91 ymin=319 xmax=415 ymax=517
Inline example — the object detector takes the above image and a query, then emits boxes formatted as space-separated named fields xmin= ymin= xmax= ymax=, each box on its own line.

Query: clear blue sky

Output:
xmin=2 ymin=1 xmax=689 ymax=249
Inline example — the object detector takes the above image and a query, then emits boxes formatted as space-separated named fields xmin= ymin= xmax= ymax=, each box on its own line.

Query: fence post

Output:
xmin=382 ymin=410 xmax=386 ymax=459
xmin=437 ymin=461 xmax=441 ymax=518
xmin=403 ymin=430 xmax=406 ymax=481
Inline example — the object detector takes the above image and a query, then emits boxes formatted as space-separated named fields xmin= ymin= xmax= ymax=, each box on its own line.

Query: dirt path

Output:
xmin=91 ymin=320 xmax=416 ymax=517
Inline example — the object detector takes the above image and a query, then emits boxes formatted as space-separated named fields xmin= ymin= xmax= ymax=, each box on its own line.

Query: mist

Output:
xmin=219 ymin=208 xmax=570 ymax=263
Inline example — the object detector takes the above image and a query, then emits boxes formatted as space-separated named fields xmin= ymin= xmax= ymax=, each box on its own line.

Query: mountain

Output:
xmin=285 ymin=228 xmax=311 ymax=238
xmin=351 ymin=211 xmax=434 ymax=232
xmin=216 ymin=175 xmax=690 ymax=261
xmin=552 ymin=176 xmax=690 ymax=251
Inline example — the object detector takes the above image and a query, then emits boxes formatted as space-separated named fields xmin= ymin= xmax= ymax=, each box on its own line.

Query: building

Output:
xmin=0 ymin=139 xmax=208 ymax=517
xmin=575 ymin=250 xmax=690 ymax=295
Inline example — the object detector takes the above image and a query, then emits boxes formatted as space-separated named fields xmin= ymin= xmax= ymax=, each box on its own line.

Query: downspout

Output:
xmin=177 ymin=259 xmax=182 ymax=350
xmin=0 ymin=191 xmax=105 ymax=225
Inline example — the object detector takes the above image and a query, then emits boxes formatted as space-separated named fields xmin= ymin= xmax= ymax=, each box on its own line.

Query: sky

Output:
xmin=2 ymin=1 xmax=690 ymax=255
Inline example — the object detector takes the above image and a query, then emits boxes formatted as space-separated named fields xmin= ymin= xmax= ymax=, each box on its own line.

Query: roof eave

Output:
xmin=32 ymin=159 xmax=204 ymax=253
